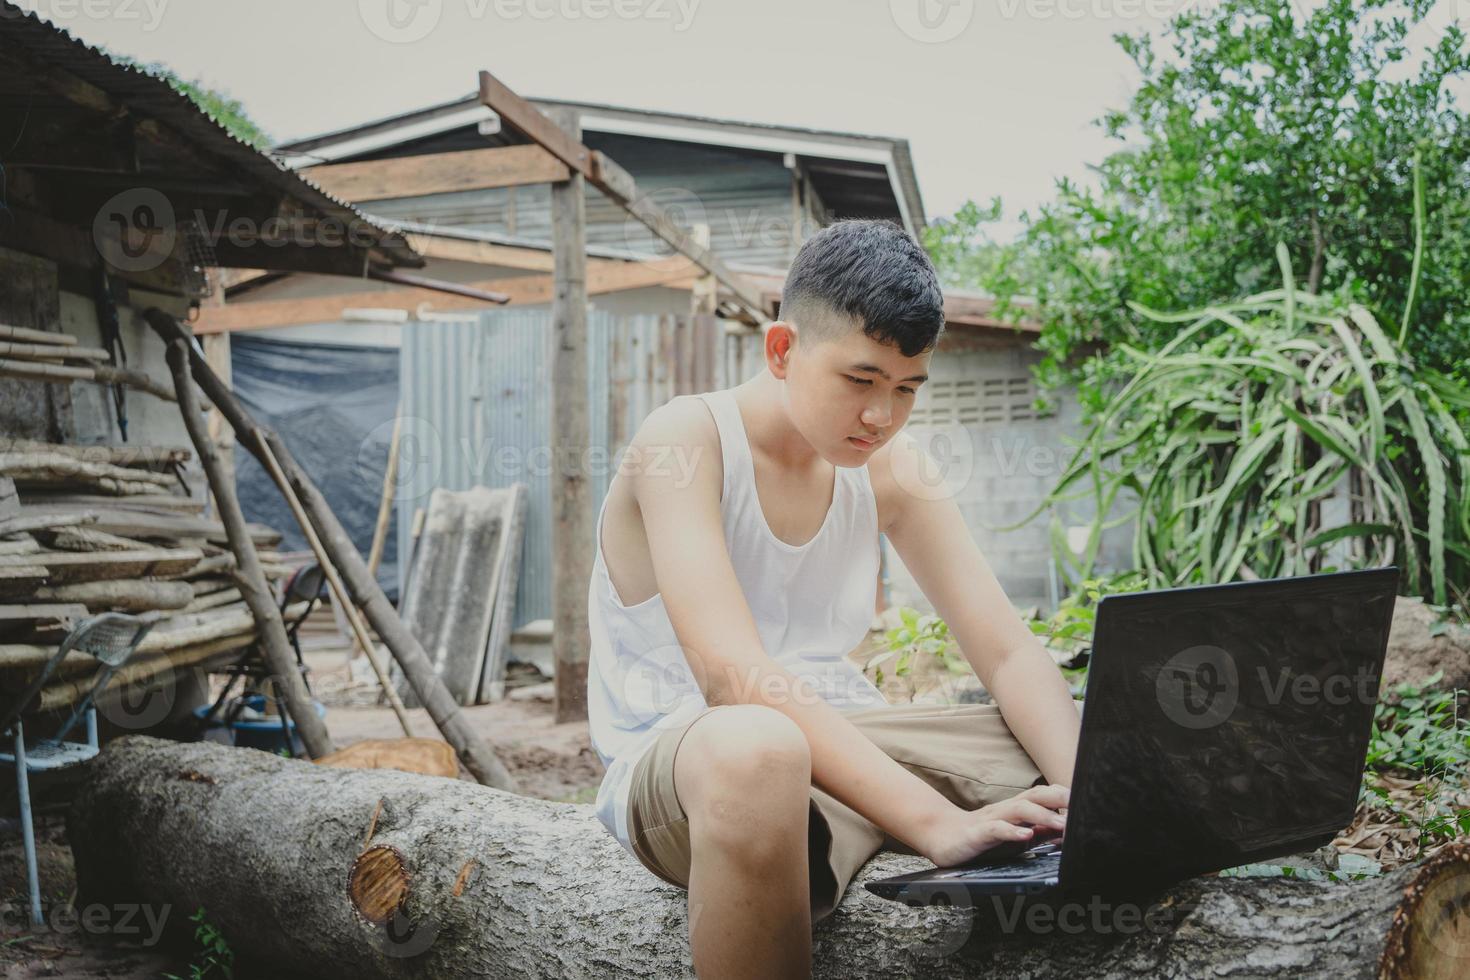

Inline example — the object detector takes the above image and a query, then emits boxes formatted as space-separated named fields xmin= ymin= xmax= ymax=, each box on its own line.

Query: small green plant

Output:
xmin=1027 ymin=571 xmax=1148 ymax=694
xmin=1028 ymin=571 xmax=1149 ymax=647
xmin=866 ymin=607 xmax=969 ymax=689
xmin=1366 ymin=674 xmax=1470 ymax=776
xmin=164 ymin=907 xmax=234 ymax=980
xmin=1361 ymin=674 xmax=1470 ymax=856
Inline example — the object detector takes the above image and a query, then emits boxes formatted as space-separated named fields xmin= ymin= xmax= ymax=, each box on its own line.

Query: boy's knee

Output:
xmin=677 ymin=705 xmax=811 ymax=834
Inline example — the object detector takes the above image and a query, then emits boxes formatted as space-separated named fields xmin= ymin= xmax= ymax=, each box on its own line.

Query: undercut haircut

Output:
xmin=778 ymin=219 xmax=946 ymax=357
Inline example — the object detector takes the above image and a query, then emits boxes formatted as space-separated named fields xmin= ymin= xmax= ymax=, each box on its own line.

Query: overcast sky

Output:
xmin=39 ymin=0 xmax=1470 ymax=237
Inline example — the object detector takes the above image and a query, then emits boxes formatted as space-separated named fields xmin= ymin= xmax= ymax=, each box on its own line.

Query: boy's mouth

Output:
xmin=848 ymin=435 xmax=879 ymax=450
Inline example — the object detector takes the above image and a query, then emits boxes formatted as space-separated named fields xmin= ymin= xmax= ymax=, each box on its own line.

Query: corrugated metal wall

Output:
xmin=366 ymin=136 xmax=799 ymax=268
xmin=399 ymin=310 xmax=749 ymax=629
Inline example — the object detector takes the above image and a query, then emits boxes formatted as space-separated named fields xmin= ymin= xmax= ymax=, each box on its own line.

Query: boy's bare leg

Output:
xmin=674 ymin=704 xmax=814 ymax=980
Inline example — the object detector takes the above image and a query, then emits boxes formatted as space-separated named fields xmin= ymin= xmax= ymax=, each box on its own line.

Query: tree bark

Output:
xmin=70 ymin=736 xmax=1469 ymax=980
xmin=166 ymin=338 xmax=334 ymax=759
xmin=142 ymin=307 xmax=516 ymax=791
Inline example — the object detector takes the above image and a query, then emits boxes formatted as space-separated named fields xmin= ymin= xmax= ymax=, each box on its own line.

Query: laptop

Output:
xmin=865 ymin=567 xmax=1399 ymax=906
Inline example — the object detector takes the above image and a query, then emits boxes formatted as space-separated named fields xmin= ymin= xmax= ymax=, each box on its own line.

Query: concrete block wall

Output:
xmin=882 ymin=343 xmax=1134 ymax=615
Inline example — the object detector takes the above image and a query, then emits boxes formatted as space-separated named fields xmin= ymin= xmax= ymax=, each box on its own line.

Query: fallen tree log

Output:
xmin=69 ymin=737 xmax=1470 ymax=980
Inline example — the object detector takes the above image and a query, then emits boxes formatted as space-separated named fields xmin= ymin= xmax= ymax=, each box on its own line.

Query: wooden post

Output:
xmin=690 ymin=223 xmax=718 ymax=318
xmin=164 ymin=340 xmax=335 ymax=759
xmin=200 ymin=277 xmax=235 ymax=486
xmin=547 ymin=107 xmax=592 ymax=724
xmin=142 ymin=308 xmax=518 ymax=791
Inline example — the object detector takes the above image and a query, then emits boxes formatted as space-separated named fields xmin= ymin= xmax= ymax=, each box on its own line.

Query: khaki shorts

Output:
xmin=626 ymin=701 xmax=1067 ymax=923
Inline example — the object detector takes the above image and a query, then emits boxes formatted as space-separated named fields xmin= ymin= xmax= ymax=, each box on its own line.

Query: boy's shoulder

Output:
xmin=627 ymin=392 xmax=720 ymax=454
xmin=618 ymin=393 xmax=724 ymax=498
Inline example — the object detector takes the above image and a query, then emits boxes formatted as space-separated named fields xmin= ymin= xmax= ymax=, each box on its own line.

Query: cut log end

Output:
xmin=349 ymin=845 xmax=410 ymax=927
xmin=1380 ymin=843 xmax=1470 ymax=979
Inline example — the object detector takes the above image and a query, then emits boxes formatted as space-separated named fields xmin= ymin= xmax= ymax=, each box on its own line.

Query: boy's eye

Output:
xmin=846 ymin=374 xmax=917 ymax=395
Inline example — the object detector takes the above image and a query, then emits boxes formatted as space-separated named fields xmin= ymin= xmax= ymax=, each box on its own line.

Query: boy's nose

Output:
xmin=862 ymin=402 xmax=891 ymax=428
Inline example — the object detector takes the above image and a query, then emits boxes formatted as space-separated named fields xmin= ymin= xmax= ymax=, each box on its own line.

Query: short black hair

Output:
xmin=778 ymin=219 xmax=945 ymax=357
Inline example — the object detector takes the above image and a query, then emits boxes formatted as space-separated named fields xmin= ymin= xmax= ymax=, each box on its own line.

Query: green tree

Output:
xmin=929 ymin=0 xmax=1470 ymax=407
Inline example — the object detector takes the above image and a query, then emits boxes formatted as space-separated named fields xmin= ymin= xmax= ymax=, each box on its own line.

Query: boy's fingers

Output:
xmin=1021 ymin=783 xmax=1070 ymax=809
xmin=982 ymin=820 xmax=1035 ymax=844
xmin=1000 ymin=799 xmax=1067 ymax=830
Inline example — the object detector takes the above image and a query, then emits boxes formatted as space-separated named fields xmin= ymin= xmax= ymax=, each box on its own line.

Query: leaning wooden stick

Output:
xmin=352 ymin=407 xmax=400 ymax=669
xmin=255 ymin=433 xmax=416 ymax=739
xmin=143 ymin=307 xmax=517 ymax=791
xmin=164 ymin=339 xmax=335 ymax=759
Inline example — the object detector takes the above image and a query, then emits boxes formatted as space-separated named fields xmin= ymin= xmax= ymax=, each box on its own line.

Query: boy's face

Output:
xmin=769 ymin=314 xmax=933 ymax=466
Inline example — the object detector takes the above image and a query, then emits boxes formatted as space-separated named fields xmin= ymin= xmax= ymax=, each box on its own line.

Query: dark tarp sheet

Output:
xmin=231 ymin=334 xmax=401 ymax=600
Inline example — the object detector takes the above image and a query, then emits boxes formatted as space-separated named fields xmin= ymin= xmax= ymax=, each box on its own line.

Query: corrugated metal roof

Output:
xmin=0 ymin=3 xmax=422 ymax=270
xmin=273 ymin=91 xmax=926 ymax=237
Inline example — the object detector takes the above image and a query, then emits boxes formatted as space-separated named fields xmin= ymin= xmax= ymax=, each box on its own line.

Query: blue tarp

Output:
xmin=231 ymin=335 xmax=402 ymax=600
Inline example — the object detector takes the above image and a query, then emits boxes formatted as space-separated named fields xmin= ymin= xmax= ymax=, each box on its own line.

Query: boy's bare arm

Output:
xmin=630 ymin=399 xmax=1063 ymax=864
xmin=877 ymin=433 xmax=1082 ymax=786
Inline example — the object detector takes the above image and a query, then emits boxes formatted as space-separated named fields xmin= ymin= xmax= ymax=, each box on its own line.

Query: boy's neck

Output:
xmin=733 ymin=372 xmax=827 ymax=474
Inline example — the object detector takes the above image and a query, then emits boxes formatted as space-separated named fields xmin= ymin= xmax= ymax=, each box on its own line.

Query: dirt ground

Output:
xmin=0 ymin=627 xmax=604 ymax=979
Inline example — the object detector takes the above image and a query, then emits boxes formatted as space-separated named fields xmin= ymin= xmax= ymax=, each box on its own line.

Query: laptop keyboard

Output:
xmin=932 ymin=848 xmax=1062 ymax=881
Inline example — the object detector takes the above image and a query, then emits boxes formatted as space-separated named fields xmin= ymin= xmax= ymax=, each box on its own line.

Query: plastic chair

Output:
xmin=0 ymin=612 xmax=154 ymax=926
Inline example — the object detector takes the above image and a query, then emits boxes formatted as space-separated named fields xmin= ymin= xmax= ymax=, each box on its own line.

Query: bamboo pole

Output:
xmin=255 ymin=434 xmax=415 ymax=739
xmin=164 ymin=339 xmax=334 ymax=759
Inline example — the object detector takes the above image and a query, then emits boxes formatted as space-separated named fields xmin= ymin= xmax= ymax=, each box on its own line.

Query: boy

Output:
xmin=587 ymin=219 xmax=1081 ymax=978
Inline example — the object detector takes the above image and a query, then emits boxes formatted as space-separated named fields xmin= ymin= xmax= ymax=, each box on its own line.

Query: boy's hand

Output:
xmin=916 ymin=784 xmax=1070 ymax=869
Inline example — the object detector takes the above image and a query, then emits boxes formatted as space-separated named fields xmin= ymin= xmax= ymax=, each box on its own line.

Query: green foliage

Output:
xmin=110 ymin=54 xmax=272 ymax=150
xmin=1013 ymin=243 xmax=1470 ymax=605
xmin=1027 ymin=571 xmax=1148 ymax=694
xmin=1028 ymin=571 xmax=1149 ymax=647
xmin=1367 ymin=673 xmax=1470 ymax=776
xmin=1363 ymin=673 xmax=1470 ymax=853
xmin=927 ymin=0 xmax=1470 ymax=401
xmin=164 ymin=907 xmax=234 ymax=980
xmin=867 ymin=607 xmax=971 ymax=688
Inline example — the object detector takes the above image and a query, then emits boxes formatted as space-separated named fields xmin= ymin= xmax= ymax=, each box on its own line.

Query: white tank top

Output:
xmin=586 ymin=388 xmax=886 ymax=854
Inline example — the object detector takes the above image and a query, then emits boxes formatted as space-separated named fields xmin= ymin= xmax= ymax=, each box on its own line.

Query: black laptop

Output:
xmin=865 ymin=567 xmax=1399 ymax=905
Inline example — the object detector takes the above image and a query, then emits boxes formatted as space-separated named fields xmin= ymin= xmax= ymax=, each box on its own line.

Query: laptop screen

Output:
xmin=1058 ymin=568 xmax=1398 ymax=896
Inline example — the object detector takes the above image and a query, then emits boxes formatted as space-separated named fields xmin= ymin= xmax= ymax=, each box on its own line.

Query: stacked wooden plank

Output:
xmin=392 ymin=484 xmax=528 ymax=706
xmin=0 ymin=443 xmax=294 ymax=716
xmin=0 ymin=324 xmax=175 ymax=401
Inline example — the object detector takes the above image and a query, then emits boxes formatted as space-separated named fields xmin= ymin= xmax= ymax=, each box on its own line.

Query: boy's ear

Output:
xmin=765 ymin=321 xmax=796 ymax=379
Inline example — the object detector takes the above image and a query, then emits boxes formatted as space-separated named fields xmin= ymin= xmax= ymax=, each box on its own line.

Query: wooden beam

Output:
xmin=547 ymin=108 xmax=591 ymax=725
xmin=191 ymin=257 xmax=698 ymax=335
xmin=476 ymin=73 xmax=592 ymax=177
xmin=301 ymin=145 xmax=569 ymax=202
xmin=477 ymin=70 xmax=772 ymax=325
xmin=403 ymin=235 xmax=557 ymax=272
